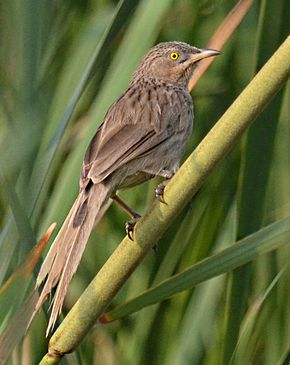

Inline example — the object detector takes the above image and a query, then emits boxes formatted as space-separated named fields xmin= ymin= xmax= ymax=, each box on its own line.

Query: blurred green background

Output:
xmin=0 ymin=0 xmax=289 ymax=364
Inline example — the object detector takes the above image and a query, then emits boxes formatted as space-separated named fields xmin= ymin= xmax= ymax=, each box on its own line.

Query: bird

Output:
xmin=34 ymin=41 xmax=220 ymax=334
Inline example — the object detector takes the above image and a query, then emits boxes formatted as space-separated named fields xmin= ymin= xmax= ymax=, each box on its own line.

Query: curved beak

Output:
xmin=190 ymin=48 xmax=221 ymax=63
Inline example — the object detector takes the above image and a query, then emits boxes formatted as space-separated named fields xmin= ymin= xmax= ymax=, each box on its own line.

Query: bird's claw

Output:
xmin=125 ymin=221 xmax=135 ymax=240
xmin=155 ymin=183 xmax=167 ymax=204
xmin=125 ymin=215 xmax=141 ymax=241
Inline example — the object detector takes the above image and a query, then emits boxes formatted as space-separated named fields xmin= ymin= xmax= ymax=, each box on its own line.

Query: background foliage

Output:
xmin=0 ymin=0 xmax=289 ymax=364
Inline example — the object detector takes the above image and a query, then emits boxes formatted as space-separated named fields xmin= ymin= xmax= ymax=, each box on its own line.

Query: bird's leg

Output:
xmin=112 ymin=194 xmax=140 ymax=218
xmin=146 ymin=168 xmax=177 ymax=254
xmin=111 ymin=194 xmax=141 ymax=240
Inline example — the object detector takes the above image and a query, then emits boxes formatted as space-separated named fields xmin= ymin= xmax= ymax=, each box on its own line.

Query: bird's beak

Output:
xmin=190 ymin=48 xmax=221 ymax=63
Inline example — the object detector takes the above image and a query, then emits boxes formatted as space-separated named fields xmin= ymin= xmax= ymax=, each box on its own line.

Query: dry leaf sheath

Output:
xmin=34 ymin=41 xmax=220 ymax=334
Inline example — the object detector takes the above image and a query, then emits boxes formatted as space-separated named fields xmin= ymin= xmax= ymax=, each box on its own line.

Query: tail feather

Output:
xmin=34 ymin=183 xmax=110 ymax=335
xmin=36 ymin=194 xmax=83 ymax=287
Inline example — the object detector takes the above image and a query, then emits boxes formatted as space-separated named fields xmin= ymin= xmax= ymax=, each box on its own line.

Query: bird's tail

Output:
xmin=34 ymin=182 xmax=110 ymax=335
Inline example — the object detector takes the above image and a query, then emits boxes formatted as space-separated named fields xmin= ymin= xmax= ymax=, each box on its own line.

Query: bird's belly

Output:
xmin=118 ymin=171 xmax=154 ymax=190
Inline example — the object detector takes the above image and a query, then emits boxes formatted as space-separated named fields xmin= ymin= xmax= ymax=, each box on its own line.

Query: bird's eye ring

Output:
xmin=170 ymin=52 xmax=179 ymax=61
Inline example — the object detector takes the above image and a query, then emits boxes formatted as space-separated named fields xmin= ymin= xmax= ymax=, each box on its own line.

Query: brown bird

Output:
xmin=35 ymin=41 xmax=220 ymax=334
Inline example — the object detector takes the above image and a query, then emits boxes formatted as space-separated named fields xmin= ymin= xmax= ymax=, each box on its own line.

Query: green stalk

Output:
xmin=39 ymin=35 xmax=290 ymax=364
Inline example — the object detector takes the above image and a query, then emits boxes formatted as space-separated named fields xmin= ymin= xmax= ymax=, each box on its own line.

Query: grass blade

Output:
xmin=102 ymin=215 xmax=290 ymax=321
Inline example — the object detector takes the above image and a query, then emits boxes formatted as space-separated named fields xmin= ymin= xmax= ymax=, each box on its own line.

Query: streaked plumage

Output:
xmin=34 ymin=41 xmax=220 ymax=335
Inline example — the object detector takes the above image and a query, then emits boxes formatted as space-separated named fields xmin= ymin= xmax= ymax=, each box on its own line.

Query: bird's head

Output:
xmin=132 ymin=41 xmax=220 ymax=87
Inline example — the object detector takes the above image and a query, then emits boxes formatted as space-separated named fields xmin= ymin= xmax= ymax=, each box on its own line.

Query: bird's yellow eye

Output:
xmin=170 ymin=52 xmax=179 ymax=61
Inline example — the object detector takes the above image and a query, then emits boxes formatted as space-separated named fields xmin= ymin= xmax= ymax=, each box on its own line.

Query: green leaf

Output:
xmin=30 ymin=0 xmax=142 ymax=218
xmin=229 ymin=266 xmax=288 ymax=365
xmin=222 ymin=0 xmax=290 ymax=361
xmin=0 ymin=172 xmax=35 ymax=254
xmin=103 ymin=215 xmax=290 ymax=321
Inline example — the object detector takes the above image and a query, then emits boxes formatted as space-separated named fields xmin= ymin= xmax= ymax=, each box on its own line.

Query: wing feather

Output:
xmin=82 ymin=84 xmax=184 ymax=184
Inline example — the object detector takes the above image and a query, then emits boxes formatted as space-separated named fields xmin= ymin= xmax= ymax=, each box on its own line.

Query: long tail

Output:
xmin=34 ymin=182 xmax=110 ymax=335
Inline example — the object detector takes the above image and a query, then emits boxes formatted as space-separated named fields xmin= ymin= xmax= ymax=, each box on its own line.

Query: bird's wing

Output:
xmin=81 ymin=85 xmax=184 ymax=185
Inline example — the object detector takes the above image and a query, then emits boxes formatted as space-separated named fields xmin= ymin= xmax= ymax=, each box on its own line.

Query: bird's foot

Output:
xmin=125 ymin=213 xmax=141 ymax=241
xmin=155 ymin=181 xmax=169 ymax=204
xmin=112 ymin=194 xmax=142 ymax=239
